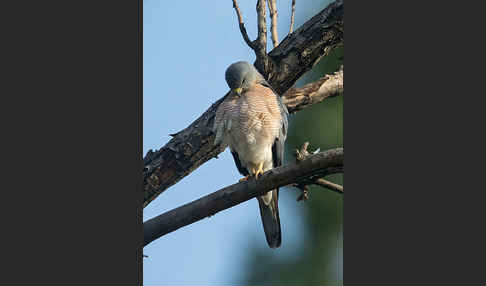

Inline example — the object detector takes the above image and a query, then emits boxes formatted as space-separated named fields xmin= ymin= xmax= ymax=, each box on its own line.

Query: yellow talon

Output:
xmin=254 ymin=162 xmax=264 ymax=180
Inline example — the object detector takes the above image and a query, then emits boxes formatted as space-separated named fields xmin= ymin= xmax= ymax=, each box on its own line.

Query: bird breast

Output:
xmin=225 ymin=87 xmax=282 ymax=166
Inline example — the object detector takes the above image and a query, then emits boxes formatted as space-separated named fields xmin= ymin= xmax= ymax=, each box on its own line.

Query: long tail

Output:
xmin=257 ymin=189 xmax=281 ymax=248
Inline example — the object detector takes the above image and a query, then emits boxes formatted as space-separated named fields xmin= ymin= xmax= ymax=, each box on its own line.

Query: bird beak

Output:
xmin=232 ymin=87 xmax=242 ymax=96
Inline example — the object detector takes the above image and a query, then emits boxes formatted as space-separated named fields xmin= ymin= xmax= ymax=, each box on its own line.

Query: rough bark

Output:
xmin=143 ymin=0 xmax=344 ymax=208
xmin=144 ymin=148 xmax=343 ymax=247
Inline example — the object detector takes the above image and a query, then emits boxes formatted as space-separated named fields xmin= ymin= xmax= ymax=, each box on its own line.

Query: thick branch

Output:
xmin=144 ymin=148 xmax=343 ymax=247
xmin=143 ymin=0 xmax=343 ymax=208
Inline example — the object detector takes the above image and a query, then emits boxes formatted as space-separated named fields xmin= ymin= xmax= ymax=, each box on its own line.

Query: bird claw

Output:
xmin=254 ymin=162 xmax=264 ymax=180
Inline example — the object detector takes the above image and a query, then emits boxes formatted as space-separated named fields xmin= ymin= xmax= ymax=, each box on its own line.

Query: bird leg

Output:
xmin=254 ymin=162 xmax=264 ymax=179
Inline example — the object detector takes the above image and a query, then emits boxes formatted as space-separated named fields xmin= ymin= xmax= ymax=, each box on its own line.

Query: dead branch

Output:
xmin=314 ymin=178 xmax=343 ymax=193
xmin=283 ymin=65 xmax=343 ymax=113
xmin=289 ymin=0 xmax=296 ymax=33
xmin=143 ymin=148 xmax=343 ymax=247
xmin=143 ymin=0 xmax=343 ymax=208
xmin=267 ymin=0 xmax=279 ymax=48
xmin=232 ymin=0 xmax=255 ymax=49
xmin=254 ymin=0 xmax=269 ymax=74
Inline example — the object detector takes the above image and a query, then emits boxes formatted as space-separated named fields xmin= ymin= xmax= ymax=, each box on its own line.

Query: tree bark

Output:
xmin=144 ymin=148 xmax=343 ymax=247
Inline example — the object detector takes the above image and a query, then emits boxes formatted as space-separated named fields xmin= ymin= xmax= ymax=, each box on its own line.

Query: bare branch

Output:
xmin=289 ymin=0 xmax=296 ymax=33
xmin=267 ymin=0 xmax=279 ymax=47
xmin=143 ymin=0 xmax=343 ymax=208
xmin=232 ymin=0 xmax=255 ymax=49
xmin=314 ymin=178 xmax=343 ymax=193
xmin=143 ymin=148 xmax=343 ymax=247
xmin=254 ymin=0 xmax=269 ymax=74
xmin=283 ymin=65 xmax=343 ymax=113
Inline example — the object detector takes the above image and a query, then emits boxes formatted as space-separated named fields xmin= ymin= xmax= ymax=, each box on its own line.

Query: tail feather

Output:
xmin=257 ymin=189 xmax=281 ymax=248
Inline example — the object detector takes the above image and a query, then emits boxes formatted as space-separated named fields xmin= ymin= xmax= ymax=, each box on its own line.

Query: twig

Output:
xmin=267 ymin=0 xmax=279 ymax=47
xmin=232 ymin=0 xmax=255 ymax=49
xmin=289 ymin=0 xmax=296 ymax=34
xmin=314 ymin=178 xmax=343 ymax=193
xmin=143 ymin=148 xmax=343 ymax=247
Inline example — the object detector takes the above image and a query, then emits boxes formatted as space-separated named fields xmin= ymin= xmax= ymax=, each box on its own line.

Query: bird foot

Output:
xmin=254 ymin=162 xmax=264 ymax=180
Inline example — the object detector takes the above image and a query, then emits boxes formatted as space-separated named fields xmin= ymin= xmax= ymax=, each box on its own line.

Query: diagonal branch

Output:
xmin=232 ymin=0 xmax=255 ymax=49
xmin=143 ymin=0 xmax=343 ymax=208
xmin=143 ymin=148 xmax=343 ymax=247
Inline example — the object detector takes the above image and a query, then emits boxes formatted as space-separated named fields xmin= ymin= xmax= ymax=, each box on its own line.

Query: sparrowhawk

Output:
xmin=213 ymin=61 xmax=288 ymax=248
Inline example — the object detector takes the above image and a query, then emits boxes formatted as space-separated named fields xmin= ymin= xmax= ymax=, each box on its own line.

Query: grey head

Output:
xmin=225 ymin=61 xmax=263 ymax=95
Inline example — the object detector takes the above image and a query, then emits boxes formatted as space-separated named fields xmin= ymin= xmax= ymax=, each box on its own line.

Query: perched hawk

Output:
xmin=213 ymin=61 xmax=288 ymax=248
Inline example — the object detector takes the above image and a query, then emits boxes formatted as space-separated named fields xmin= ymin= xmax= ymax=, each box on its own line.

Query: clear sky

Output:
xmin=143 ymin=1 xmax=332 ymax=285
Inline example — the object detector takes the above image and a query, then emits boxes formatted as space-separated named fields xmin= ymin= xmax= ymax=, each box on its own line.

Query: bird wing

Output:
xmin=261 ymin=85 xmax=287 ymax=249
xmin=213 ymin=95 xmax=236 ymax=147
xmin=231 ymin=151 xmax=249 ymax=176
xmin=272 ymin=91 xmax=288 ymax=168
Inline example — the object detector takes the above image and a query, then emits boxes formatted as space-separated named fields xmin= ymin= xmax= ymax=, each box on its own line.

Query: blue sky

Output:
xmin=143 ymin=1 xmax=332 ymax=285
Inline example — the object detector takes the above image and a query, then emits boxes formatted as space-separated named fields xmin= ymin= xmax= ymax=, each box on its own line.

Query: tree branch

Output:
xmin=144 ymin=148 xmax=343 ymax=247
xmin=254 ymin=0 xmax=269 ymax=74
xmin=293 ymin=141 xmax=343 ymax=199
xmin=232 ymin=0 xmax=255 ymax=49
xmin=265 ymin=0 xmax=343 ymax=94
xmin=267 ymin=0 xmax=279 ymax=48
xmin=289 ymin=0 xmax=296 ymax=34
xmin=143 ymin=0 xmax=343 ymax=208
xmin=282 ymin=65 xmax=343 ymax=113
xmin=314 ymin=178 xmax=343 ymax=193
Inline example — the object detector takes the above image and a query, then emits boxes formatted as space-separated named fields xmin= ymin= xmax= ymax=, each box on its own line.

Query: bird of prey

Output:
xmin=213 ymin=61 xmax=288 ymax=248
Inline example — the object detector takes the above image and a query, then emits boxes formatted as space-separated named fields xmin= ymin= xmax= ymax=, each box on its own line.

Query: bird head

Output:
xmin=225 ymin=61 xmax=261 ymax=96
